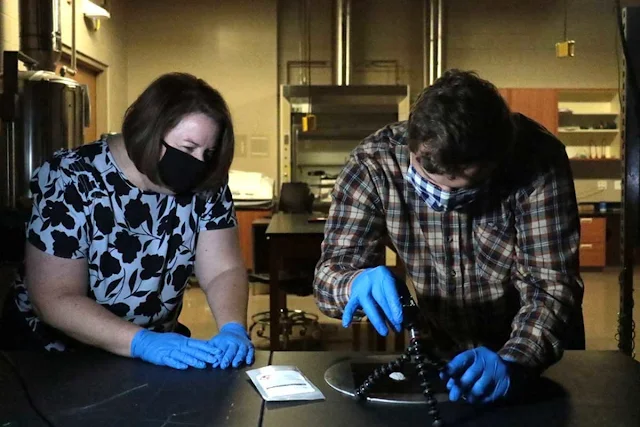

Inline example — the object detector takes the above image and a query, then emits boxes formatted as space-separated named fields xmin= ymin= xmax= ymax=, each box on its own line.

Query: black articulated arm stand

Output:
xmin=353 ymin=274 xmax=448 ymax=427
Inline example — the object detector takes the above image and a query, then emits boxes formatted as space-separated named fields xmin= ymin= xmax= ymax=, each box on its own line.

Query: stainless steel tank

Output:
xmin=1 ymin=65 xmax=88 ymax=210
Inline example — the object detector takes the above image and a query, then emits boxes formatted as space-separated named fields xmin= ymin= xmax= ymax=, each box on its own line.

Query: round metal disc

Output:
xmin=324 ymin=354 xmax=450 ymax=405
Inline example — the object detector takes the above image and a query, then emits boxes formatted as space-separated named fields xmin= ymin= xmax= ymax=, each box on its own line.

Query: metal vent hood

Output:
xmin=287 ymin=0 xmax=444 ymax=96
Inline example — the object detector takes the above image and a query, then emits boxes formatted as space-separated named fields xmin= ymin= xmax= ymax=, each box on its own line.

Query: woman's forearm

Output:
xmin=202 ymin=266 xmax=249 ymax=329
xmin=34 ymin=295 xmax=142 ymax=356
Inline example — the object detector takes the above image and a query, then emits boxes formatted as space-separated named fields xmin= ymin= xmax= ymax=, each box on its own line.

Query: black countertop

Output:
xmin=0 ymin=349 xmax=271 ymax=427
xmin=3 ymin=349 xmax=639 ymax=427
xmin=263 ymin=350 xmax=640 ymax=427
xmin=265 ymin=213 xmax=326 ymax=235
xmin=579 ymin=211 xmax=621 ymax=217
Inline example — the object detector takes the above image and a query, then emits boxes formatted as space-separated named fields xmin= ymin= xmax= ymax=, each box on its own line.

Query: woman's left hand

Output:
xmin=208 ymin=322 xmax=255 ymax=369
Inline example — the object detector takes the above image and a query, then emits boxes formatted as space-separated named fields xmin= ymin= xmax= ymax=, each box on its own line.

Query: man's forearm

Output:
xmin=202 ymin=266 xmax=249 ymax=329
xmin=313 ymin=263 xmax=362 ymax=319
xmin=34 ymin=295 xmax=142 ymax=356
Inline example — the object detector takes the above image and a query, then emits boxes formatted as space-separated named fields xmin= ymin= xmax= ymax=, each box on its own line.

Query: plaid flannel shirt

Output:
xmin=313 ymin=114 xmax=584 ymax=370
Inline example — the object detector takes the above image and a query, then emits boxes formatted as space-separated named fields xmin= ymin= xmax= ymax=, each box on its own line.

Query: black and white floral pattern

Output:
xmin=12 ymin=136 xmax=236 ymax=351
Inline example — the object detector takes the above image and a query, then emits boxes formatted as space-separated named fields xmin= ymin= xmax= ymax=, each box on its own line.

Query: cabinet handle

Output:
xmin=580 ymin=218 xmax=593 ymax=224
xmin=580 ymin=244 xmax=593 ymax=249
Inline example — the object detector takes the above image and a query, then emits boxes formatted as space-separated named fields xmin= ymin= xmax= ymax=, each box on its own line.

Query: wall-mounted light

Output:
xmin=84 ymin=0 xmax=110 ymax=32
xmin=555 ymin=0 xmax=575 ymax=58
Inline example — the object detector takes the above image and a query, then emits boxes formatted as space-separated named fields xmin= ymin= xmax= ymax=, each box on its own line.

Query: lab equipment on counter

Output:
xmin=247 ymin=365 xmax=325 ymax=401
xmin=325 ymin=271 xmax=449 ymax=426
xmin=227 ymin=170 xmax=275 ymax=208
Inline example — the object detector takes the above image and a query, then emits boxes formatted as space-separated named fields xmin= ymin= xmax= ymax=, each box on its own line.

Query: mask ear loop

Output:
xmin=160 ymin=140 xmax=173 ymax=156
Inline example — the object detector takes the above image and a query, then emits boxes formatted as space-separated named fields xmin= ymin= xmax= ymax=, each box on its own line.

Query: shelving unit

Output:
xmin=556 ymin=90 xmax=621 ymax=268
xmin=557 ymin=89 xmax=621 ymax=162
xmin=558 ymin=129 xmax=619 ymax=134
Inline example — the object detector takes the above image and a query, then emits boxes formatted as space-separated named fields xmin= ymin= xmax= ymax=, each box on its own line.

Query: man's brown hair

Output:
xmin=408 ymin=69 xmax=514 ymax=176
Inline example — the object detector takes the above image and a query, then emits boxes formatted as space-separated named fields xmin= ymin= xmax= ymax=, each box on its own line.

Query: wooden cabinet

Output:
xmin=236 ymin=209 xmax=271 ymax=271
xmin=579 ymin=217 xmax=606 ymax=268
xmin=500 ymin=88 xmax=559 ymax=135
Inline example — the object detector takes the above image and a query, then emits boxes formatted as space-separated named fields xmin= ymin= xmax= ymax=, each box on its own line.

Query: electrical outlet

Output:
xmin=597 ymin=180 xmax=607 ymax=190
xmin=615 ymin=180 xmax=622 ymax=190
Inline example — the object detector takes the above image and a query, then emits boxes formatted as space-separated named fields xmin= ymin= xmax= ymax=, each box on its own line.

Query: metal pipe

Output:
xmin=423 ymin=0 xmax=428 ymax=88
xmin=6 ymin=123 xmax=17 ymax=208
xmin=3 ymin=125 xmax=11 ymax=207
xmin=437 ymin=0 xmax=443 ymax=78
xmin=18 ymin=0 xmax=62 ymax=71
xmin=345 ymin=0 xmax=351 ymax=85
xmin=71 ymin=0 xmax=77 ymax=73
xmin=335 ymin=0 xmax=344 ymax=85
xmin=429 ymin=0 xmax=436 ymax=85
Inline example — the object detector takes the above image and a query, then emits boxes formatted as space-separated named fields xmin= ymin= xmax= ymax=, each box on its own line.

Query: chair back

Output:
xmin=278 ymin=182 xmax=315 ymax=213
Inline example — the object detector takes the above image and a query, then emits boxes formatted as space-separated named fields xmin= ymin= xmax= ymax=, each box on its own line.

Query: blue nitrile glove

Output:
xmin=208 ymin=322 xmax=254 ymax=369
xmin=342 ymin=266 xmax=403 ymax=336
xmin=130 ymin=329 xmax=221 ymax=370
xmin=440 ymin=346 xmax=511 ymax=404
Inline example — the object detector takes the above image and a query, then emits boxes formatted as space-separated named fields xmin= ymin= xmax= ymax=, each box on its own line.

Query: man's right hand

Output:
xmin=130 ymin=329 xmax=221 ymax=370
xmin=342 ymin=266 xmax=403 ymax=336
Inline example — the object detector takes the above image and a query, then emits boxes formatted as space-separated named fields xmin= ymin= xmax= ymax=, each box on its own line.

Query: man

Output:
xmin=313 ymin=69 xmax=584 ymax=404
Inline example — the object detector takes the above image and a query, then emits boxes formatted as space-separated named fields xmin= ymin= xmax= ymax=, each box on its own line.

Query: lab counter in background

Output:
xmin=236 ymin=206 xmax=273 ymax=273
xmin=236 ymin=206 xmax=624 ymax=272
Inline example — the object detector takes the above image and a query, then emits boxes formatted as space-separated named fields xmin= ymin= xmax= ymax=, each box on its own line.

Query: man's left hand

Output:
xmin=208 ymin=322 xmax=255 ymax=369
xmin=440 ymin=346 xmax=511 ymax=404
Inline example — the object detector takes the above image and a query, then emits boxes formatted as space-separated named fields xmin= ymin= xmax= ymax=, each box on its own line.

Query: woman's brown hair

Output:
xmin=122 ymin=72 xmax=234 ymax=193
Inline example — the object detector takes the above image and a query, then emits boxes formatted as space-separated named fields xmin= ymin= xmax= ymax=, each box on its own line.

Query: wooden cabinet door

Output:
xmin=504 ymin=88 xmax=558 ymax=135
xmin=236 ymin=209 xmax=271 ymax=271
xmin=579 ymin=217 xmax=607 ymax=268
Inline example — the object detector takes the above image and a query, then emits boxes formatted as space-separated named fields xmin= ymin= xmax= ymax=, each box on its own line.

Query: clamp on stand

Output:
xmin=353 ymin=274 xmax=448 ymax=427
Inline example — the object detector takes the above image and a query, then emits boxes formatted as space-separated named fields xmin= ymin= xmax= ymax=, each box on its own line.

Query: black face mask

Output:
xmin=158 ymin=140 xmax=207 ymax=194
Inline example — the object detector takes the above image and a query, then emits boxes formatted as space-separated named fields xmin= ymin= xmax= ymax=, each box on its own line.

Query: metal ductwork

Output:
xmin=334 ymin=0 xmax=351 ymax=86
xmin=333 ymin=0 xmax=443 ymax=88
xmin=19 ymin=0 xmax=62 ymax=71
xmin=424 ymin=0 xmax=444 ymax=87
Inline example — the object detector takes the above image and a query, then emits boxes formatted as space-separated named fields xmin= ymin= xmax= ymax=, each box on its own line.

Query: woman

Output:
xmin=0 ymin=73 xmax=253 ymax=370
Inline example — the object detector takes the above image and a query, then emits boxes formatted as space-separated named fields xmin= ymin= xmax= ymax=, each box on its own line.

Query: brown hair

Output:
xmin=407 ymin=69 xmax=514 ymax=176
xmin=121 ymin=72 xmax=234 ymax=193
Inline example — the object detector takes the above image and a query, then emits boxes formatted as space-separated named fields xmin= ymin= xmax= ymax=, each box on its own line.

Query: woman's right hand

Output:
xmin=130 ymin=329 xmax=221 ymax=369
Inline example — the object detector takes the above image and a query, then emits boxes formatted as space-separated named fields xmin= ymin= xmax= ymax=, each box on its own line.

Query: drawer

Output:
xmin=580 ymin=217 xmax=606 ymax=243
xmin=579 ymin=242 xmax=606 ymax=267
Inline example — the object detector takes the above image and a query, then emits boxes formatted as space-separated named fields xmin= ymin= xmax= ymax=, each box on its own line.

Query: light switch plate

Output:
xmin=236 ymin=134 xmax=247 ymax=157
xmin=615 ymin=180 xmax=622 ymax=190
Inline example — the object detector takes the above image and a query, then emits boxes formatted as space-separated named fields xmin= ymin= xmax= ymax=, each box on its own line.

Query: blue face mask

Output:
xmin=406 ymin=165 xmax=484 ymax=212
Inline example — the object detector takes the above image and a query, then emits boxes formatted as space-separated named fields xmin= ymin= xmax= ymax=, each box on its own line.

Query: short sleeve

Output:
xmin=26 ymin=160 xmax=90 ymax=259
xmin=198 ymin=182 xmax=237 ymax=231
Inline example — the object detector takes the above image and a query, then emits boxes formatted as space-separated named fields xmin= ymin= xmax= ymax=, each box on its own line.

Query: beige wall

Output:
xmin=0 ymin=2 xmax=20 ymax=58
xmin=445 ymin=0 xmax=625 ymax=88
xmin=0 ymin=0 xmax=128 ymax=134
xmin=278 ymin=0 xmax=633 ymax=97
xmin=125 ymin=0 xmax=279 ymax=180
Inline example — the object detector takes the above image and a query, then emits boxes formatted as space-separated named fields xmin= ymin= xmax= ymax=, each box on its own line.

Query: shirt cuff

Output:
xmin=498 ymin=337 xmax=549 ymax=370
xmin=333 ymin=269 xmax=362 ymax=311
